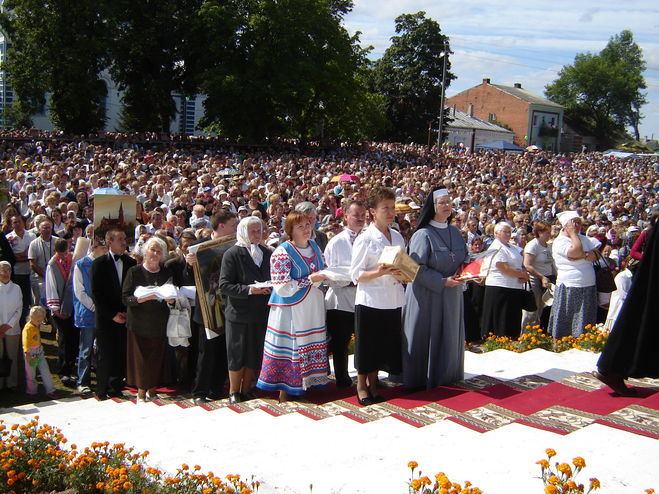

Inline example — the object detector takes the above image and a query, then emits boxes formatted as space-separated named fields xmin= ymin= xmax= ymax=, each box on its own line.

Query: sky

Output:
xmin=344 ymin=0 xmax=659 ymax=141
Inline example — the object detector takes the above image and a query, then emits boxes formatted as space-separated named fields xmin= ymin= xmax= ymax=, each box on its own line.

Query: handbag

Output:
xmin=167 ymin=294 xmax=192 ymax=339
xmin=593 ymin=252 xmax=616 ymax=293
xmin=520 ymin=281 xmax=538 ymax=312
xmin=0 ymin=342 xmax=12 ymax=378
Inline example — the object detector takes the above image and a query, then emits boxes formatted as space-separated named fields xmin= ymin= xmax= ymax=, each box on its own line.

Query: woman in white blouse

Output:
xmin=0 ymin=261 xmax=23 ymax=391
xmin=350 ymin=187 xmax=404 ymax=406
xmin=522 ymin=220 xmax=555 ymax=330
xmin=548 ymin=211 xmax=600 ymax=338
xmin=480 ymin=221 xmax=529 ymax=338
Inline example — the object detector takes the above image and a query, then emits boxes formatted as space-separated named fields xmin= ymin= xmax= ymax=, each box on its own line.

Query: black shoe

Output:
xmin=193 ymin=396 xmax=211 ymax=405
xmin=371 ymin=394 xmax=386 ymax=403
xmin=107 ymin=389 xmax=123 ymax=398
xmin=242 ymin=391 xmax=257 ymax=401
xmin=208 ymin=391 xmax=229 ymax=400
xmin=357 ymin=395 xmax=375 ymax=407
xmin=96 ymin=393 xmax=110 ymax=401
xmin=593 ymin=371 xmax=638 ymax=396
xmin=229 ymin=393 xmax=243 ymax=405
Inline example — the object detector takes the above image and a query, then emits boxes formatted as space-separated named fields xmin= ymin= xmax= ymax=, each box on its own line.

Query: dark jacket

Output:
xmin=218 ymin=244 xmax=272 ymax=323
xmin=91 ymin=252 xmax=136 ymax=332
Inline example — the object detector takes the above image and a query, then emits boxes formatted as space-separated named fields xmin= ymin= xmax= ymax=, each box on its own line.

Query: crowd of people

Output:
xmin=0 ymin=133 xmax=657 ymax=405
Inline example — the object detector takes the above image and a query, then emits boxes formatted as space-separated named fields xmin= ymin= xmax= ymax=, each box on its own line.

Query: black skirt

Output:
xmin=127 ymin=331 xmax=167 ymax=390
xmin=481 ymin=286 xmax=523 ymax=339
xmin=225 ymin=320 xmax=267 ymax=371
xmin=354 ymin=305 xmax=402 ymax=374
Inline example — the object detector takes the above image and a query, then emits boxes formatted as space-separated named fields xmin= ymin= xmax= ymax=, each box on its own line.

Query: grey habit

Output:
xmin=403 ymin=224 xmax=468 ymax=389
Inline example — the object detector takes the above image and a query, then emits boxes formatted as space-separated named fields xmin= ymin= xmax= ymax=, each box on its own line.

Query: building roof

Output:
xmin=491 ymin=84 xmax=563 ymax=109
xmin=447 ymin=109 xmax=514 ymax=133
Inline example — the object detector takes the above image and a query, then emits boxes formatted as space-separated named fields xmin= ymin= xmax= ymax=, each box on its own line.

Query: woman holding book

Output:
xmin=350 ymin=187 xmax=405 ymax=406
xmin=403 ymin=187 xmax=468 ymax=389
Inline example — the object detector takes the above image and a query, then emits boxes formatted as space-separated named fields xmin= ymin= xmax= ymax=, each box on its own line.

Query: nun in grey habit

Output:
xmin=402 ymin=187 xmax=468 ymax=389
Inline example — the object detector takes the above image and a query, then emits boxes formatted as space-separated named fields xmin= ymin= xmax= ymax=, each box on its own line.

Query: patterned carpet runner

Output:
xmin=103 ymin=372 xmax=659 ymax=439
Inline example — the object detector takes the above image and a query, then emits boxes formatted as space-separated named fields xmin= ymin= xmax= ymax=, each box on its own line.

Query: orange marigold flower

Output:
xmin=644 ymin=490 xmax=654 ymax=494
xmin=546 ymin=448 xmax=557 ymax=458
xmin=572 ymin=457 xmax=586 ymax=468
xmin=590 ymin=478 xmax=601 ymax=489
xmin=420 ymin=476 xmax=431 ymax=485
xmin=548 ymin=475 xmax=560 ymax=484
xmin=408 ymin=461 xmax=418 ymax=470
xmin=410 ymin=479 xmax=422 ymax=491
xmin=557 ymin=463 xmax=573 ymax=477
xmin=537 ymin=459 xmax=550 ymax=469
xmin=544 ymin=486 xmax=559 ymax=494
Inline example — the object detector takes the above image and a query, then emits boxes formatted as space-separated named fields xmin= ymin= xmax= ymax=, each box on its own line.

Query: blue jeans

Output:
xmin=77 ymin=327 xmax=95 ymax=387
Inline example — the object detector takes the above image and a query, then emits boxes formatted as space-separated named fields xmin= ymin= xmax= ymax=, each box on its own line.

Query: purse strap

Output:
xmin=592 ymin=249 xmax=611 ymax=270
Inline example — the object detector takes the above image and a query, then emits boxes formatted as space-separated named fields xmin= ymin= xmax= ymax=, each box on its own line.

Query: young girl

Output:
xmin=23 ymin=305 xmax=56 ymax=397
xmin=350 ymin=187 xmax=405 ymax=406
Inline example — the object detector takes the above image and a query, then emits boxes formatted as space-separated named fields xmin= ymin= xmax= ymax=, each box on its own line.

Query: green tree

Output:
xmin=108 ymin=0 xmax=203 ymax=133
xmin=545 ymin=30 xmax=647 ymax=147
xmin=198 ymin=0 xmax=378 ymax=142
xmin=0 ymin=0 xmax=110 ymax=133
xmin=373 ymin=11 xmax=454 ymax=143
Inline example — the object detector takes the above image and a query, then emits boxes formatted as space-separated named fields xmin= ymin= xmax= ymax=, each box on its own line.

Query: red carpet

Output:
xmin=104 ymin=373 xmax=659 ymax=438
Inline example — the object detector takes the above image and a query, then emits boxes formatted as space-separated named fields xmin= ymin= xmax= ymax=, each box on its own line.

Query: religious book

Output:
xmin=377 ymin=245 xmax=420 ymax=283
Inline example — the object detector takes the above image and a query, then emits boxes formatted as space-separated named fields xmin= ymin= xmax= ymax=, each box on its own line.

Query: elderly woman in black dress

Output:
xmin=219 ymin=216 xmax=272 ymax=404
xmin=122 ymin=236 xmax=176 ymax=402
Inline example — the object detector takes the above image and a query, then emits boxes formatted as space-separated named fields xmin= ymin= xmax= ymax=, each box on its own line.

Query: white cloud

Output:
xmin=345 ymin=0 xmax=659 ymax=137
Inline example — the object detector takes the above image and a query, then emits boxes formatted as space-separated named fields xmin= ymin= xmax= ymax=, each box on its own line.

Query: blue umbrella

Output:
xmin=92 ymin=187 xmax=124 ymax=195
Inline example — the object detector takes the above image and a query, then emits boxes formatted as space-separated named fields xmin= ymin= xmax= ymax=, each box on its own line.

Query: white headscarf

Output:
xmin=235 ymin=216 xmax=263 ymax=266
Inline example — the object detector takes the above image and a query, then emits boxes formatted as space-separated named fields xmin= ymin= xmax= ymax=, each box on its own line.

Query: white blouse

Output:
xmin=484 ymin=240 xmax=525 ymax=289
xmin=0 ymin=281 xmax=23 ymax=336
xmin=350 ymin=223 xmax=405 ymax=310
xmin=553 ymin=234 xmax=600 ymax=288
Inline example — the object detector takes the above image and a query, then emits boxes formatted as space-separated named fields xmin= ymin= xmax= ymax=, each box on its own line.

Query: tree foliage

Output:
xmin=0 ymin=0 xmax=110 ymax=133
xmin=545 ymin=30 xmax=647 ymax=147
xmin=197 ymin=0 xmax=380 ymax=142
xmin=107 ymin=0 xmax=204 ymax=133
xmin=373 ymin=11 xmax=454 ymax=143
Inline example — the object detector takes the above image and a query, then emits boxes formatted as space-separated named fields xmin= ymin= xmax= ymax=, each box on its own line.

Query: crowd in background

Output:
xmin=0 ymin=133 xmax=656 ymax=404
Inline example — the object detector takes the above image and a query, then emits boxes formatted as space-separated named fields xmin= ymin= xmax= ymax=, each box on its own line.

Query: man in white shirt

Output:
xmin=324 ymin=200 xmax=366 ymax=387
xmin=28 ymin=217 xmax=56 ymax=306
xmin=7 ymin=215 xmax=35 ymax=326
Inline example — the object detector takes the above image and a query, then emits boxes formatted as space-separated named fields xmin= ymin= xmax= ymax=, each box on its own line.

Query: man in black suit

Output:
xmin=90 ymin=228 xmax=136 ymax=400
xmin=186 ymin=209 xmax=238 ymax=405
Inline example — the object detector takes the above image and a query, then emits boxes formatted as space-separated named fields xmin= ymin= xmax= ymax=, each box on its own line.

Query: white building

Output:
xmin=445 ymin=108 xmax=514 ymax=151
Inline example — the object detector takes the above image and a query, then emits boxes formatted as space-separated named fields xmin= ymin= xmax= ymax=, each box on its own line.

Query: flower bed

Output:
xmin=0 ymin=417 xmax=258 ymax=493
xmin=479 ymin=324 xmax=608 ymax=353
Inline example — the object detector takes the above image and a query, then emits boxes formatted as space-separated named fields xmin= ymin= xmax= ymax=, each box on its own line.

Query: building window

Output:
xmin=488 ymin=113 xmax=496 ymax=122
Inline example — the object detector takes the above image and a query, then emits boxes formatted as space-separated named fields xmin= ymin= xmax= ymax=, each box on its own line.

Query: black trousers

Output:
xmin=12 ymin=273 xmax=32 ymax=328
xmin=96 ymin=324 xmax=127 ymax=395
xmin=326 ymin=309 xmax=354 ymax=381
xmin=52 ymin=314 xmax=79 ymax=377
xmin=192 ymin=328 xmax=228 ymax=398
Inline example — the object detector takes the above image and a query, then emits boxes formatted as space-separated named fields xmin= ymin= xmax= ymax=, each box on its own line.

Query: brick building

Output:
xmin=446 ymin=78 xmax=564 ymax=151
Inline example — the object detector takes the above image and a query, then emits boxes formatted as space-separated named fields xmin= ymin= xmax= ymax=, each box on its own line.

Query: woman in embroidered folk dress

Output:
xmin=256 ymin=211 xmax=329 ymax=402
xmin=403 ymin=187 xmax=468 ymax=389
xmin=350 ymin=187 xmax=405 ymax=406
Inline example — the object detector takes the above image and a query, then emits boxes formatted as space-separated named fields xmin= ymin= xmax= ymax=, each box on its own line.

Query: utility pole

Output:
xmin=437 ymin=40 xmax=448 ymax=149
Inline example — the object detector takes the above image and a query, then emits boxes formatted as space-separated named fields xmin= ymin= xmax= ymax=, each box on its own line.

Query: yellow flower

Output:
xmin=420 ymin=476 xmax=431 ymax=485
xmin=546 ymin=448 xmax=557 ymax=458
xmin=545 ymin=486 xmax=559 ymax=494
xmin=548 ymin=475 xmax=560 ymax=484
xmin=644 ymin=489 xmax=654 ymax=494
xmin=410 ymin=479 xmax=422 ymax=490
xmin=408 ymin=461 xmax=419 ymax=470
xmin=536 ymin=459 xmax=550 ymax=469
xmin=558 ymin=463 xmax=573 ymax=477
xmin=572 ymin=457 xmax=586 ymax=468
xmin=590 ymin=478 xmax=601 ymax=489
